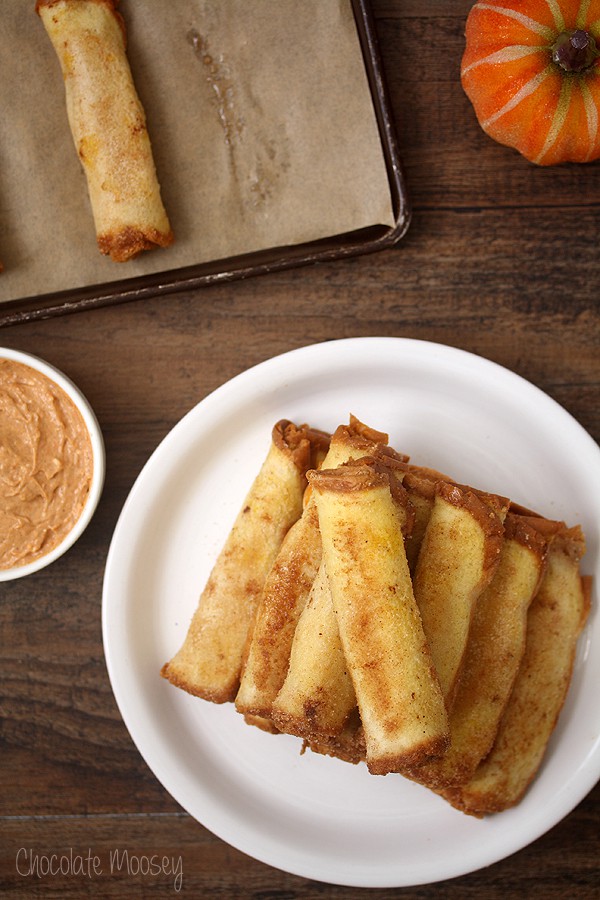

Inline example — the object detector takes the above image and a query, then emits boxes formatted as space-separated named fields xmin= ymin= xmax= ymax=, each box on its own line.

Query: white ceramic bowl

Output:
xmin=0 ymin=347 xmax=105 ymax=581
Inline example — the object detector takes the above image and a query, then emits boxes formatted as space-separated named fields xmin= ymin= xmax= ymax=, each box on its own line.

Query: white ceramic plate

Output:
xmin=102 ymin=338 xmax=599 ymax=888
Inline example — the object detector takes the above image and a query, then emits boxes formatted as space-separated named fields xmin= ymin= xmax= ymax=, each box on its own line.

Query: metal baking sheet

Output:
xmin=0 ymin=0 xmax=410 ymax=328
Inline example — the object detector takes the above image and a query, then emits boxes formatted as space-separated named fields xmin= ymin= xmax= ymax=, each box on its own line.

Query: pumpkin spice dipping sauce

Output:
xmin=0 ymin=358 xmax=93 ymax=571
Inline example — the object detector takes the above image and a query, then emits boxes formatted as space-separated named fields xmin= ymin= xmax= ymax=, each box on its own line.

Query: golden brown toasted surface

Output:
xmin=412 ymin=481 xmax=506 ymax=709
xmin=161 ymin=421 xmax=319 ymax=703
xmin=406 ymin=513 xmax=551 ymax=790
xmin=269 ymin=422 xmax=406 ymax=741
xmin=37 ymin=0 xmax=173 ymax=261
xmin=325 ymin=454 xmax=413 ymax=515
xmin=270 ymin=561 xmax=357 ymax=741
xmin=243 ymin=713 xmax=280 ymax=735
xmin=36 ymin=0 xmax=122 ymax=19
xmin=235 ymin=500 xmax=322 ymax=717
xmin=436 ymin=481 xmax=508 ymax=568
xmin=96 ymin=225 xmax=173 ymax=263
xmin=303 ymin=708 xmax=366 ymax=765
xmin=160 ymin=416 xmax=591 ymax=818
xmin=444 ymin=525 xmax=589 ymax=816
xmin=271 ymin=453 xmax=417 ymax=744
xmin=310 ymin=464 xmax=449 ymax=775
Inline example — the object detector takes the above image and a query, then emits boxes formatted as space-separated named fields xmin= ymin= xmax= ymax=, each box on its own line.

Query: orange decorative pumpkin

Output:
xmin=461 ymin=0 xmax=600 ymax=164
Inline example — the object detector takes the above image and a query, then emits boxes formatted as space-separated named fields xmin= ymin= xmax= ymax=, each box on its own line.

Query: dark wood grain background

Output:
xmin=1 ymin=2 xmax=598 ymax=897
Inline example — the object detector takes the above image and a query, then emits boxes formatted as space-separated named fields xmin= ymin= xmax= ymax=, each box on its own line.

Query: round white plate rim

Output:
xmin=102 ymin=337 xmax=600 ymax=888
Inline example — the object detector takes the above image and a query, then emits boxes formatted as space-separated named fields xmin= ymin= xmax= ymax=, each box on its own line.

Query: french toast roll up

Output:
xmin=407 ymin=513 xmax=555 ymax=790
xmin=37 ymin=0 xmax=173 ymax=261
xmin=412 ymin=481 xmax=507 ymax=709
xmin=161 ymin=421 xmax=328 ymax=703
xmin=234 ymin=499 xmax=323 ymax=718
xmin=236 ymin=416 xmax=396 ymax=720
xmin=444 ymin=525 xmax=590 ymax=816
xmin=270 ymin=560 xmax=357 ymax=740
xmin=271 ymin=440 xmax=411 ymax=742
xmin=309 ymin=461 xmax=449 ymax=775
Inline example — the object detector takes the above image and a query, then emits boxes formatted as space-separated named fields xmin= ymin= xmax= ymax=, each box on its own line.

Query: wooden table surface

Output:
xmin=1 ymin=2 xmax=598 ymax=897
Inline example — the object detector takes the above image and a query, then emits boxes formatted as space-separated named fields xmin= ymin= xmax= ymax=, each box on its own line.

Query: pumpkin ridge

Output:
xmin=474 ymin=3 xmax=556 ymax=40
xmin=544 ymin=0 xmax=566 ymax=32
xmin=577 ymin=0 xmax=592 ymax=29
xmin=462 ymin=46 xmax=547 ymax=76
xmin=579 ymin=78 xmax=599 ymax=158
xmin=535 ymin=76 xmax=573 ymax=162
xmin=481 ymin=66 xmax=554 ymax=128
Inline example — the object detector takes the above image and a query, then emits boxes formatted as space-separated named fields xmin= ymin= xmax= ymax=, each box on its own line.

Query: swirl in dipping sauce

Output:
xmin=0 ymin=359 xmax=93 ymax=570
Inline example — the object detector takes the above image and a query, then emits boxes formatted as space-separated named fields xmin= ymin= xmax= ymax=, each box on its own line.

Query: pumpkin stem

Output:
xmin=552 ymin=29 xmax=599 ymax=73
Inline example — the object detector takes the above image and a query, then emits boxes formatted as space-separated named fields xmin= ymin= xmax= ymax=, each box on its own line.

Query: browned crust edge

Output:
xmin=243 ymin=713 xmax=280 ymax=735
xmin=303 ymin=729 xmax=366 ymax=766
xmin=97 ymin=226 xmax=174 ymax=263
xmin=36 ymin=0 xmax=126 ymax=43
xmin=308 ymin=463 xmax=389 ymax=494
xmin=367 ymin=733 xmax=451 ymax=776
xmin=503 ymin=511 xmax=553 ymax=560
xmin=272 ymin=420 xmax=330 ymax=475
xmin=436 ymin=480 xmax=506 ymax=576
xmin=346 ymin=414 xmax=389 ymax=447
xmin=159 ymin=662 xmax=235 ymax=705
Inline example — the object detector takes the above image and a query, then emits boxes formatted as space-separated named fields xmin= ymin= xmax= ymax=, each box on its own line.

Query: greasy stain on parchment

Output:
xmin=187 ymin=22 xmax=290 ymax=216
